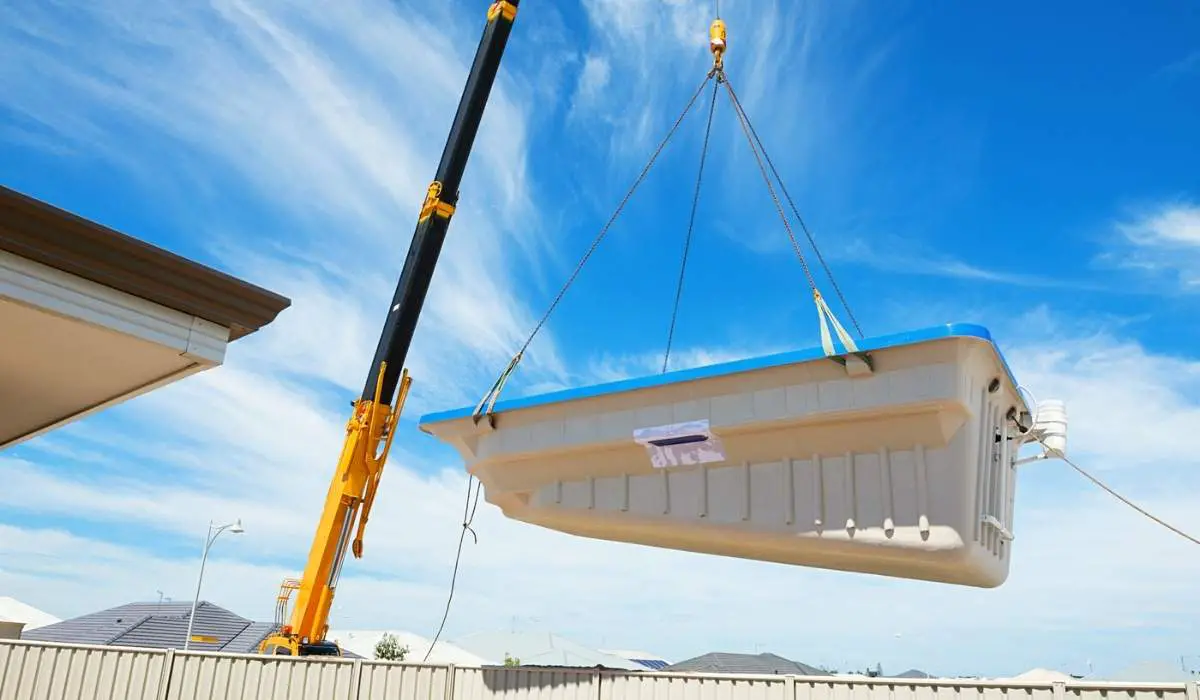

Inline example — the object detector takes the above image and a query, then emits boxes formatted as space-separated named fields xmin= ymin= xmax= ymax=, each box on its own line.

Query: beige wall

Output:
xmin=2 ymin=639 xmax=1196 ymax=700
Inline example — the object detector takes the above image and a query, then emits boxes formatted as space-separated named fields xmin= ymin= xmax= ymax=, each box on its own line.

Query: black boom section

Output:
xmin=361 ymin=0 xmax=521 ymax=404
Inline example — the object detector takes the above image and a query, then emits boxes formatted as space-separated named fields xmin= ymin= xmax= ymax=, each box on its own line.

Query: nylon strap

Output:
xmin=815 ymin=290 xmax=859 ymax=356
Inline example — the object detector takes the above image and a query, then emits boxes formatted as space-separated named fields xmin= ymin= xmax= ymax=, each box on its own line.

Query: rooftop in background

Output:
xmin=1103 ymin=661 xmax=1199 ymax=683
xmin=0 ymin=185 xmax=291 ymax=449
xmin=600 ymin=649 xmax=671 ymax=671
xmin=664 ymin=652 xmax=831 ymax=676
xmin=16 ymin=600 xmax=323 ymax=656
xmin=329 ymin=629 xmax=493 ymax=666
xmin=0 ymin=597 xmax=60 ymax=631
xmin=452 ymin=631 xmax=648 ymax=671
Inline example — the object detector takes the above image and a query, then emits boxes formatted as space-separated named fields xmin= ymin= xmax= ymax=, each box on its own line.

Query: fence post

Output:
xmin=785 ymin=674 xmax=797 ymax=700
xmin=156 ymin=648 xmax=176 ymax=700
xmin=1052 ymin=680 xmax=1066 ymax=700
xmin=350 ymin=659 xmax=363 ymax=700
xmin=445 ymin=664 xmax=458 ymax=700
xmin=1186 ymin=681 xmax=1199 ymax=700
xmin=593 ymin=669 xmax=604 ymax=700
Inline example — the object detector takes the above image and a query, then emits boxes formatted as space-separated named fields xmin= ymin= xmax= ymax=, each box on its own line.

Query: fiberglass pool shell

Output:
xmin=418 ymin=323 xmax=1033 ymax=588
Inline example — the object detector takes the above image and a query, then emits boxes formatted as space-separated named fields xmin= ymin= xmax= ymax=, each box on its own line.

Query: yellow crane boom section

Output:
xmin=259 ymin=365 xmax=411 ymax=655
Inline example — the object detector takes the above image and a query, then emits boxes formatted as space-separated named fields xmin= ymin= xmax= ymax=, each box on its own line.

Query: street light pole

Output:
xmin=183 ymin=518 xmax=244 ymax=650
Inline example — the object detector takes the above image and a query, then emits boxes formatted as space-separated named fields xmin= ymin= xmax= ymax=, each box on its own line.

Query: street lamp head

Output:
xmin=230 ymin=519 xmax=245 ymax=535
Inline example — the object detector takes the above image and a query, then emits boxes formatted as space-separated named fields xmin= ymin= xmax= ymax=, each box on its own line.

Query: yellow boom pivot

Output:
xmin=259 ymin=365 xmax=411 ymax=656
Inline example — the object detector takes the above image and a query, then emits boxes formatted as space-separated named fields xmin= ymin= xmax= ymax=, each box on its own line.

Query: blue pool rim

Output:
xmin=417 ymin=322 xmax=1020 ymax=426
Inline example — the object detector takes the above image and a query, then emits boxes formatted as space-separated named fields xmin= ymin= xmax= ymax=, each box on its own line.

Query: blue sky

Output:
xmin=2 ymin=0 xmax=1200 ymax=680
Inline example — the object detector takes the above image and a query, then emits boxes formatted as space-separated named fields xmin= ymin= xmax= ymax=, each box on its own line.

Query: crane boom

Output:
xmin=259 ymin=0 xmax=521 ymax=657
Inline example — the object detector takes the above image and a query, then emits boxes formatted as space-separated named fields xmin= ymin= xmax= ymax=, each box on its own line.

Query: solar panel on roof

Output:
xmin=635 ymin=659 xmax=669 ymax=670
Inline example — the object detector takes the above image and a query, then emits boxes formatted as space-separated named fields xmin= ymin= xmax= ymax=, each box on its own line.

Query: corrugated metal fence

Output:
xmin=2 ymin=639 xmax=1197 ymax=700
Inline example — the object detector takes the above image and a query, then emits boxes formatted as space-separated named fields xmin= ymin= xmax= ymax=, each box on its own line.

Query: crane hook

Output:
xmin=709 ymin=18 xmax=727 ymax=69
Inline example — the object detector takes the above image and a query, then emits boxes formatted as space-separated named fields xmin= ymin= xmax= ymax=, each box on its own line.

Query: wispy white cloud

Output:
xmin=1100 ymin=200 xmax=1200 ymax=291
xmin=566 ymin=0 xmax=714 ymax=167
xmin=567 ymin=0 xmax=893 ymax=178
xmin=1155 ymin=49 xmax=1200 ymax=82
xmin=805 ymin=201 xmax=1200 ymax=295
xmin=833 ymin=236 xmax=1104 ymax=290
xmin=1003 ymin=336 xmax=1200 ymax=472
xmin=568 ymin=53 xmax=612 ymax=121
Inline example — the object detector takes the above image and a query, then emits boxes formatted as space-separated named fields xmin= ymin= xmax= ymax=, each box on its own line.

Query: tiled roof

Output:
xmin=21 ymin=601 xmax=278 ymax=654
xmin=226 ymin=622 xmax=279 ymax=655
xmin=663 ymin=652 xmax=830 ymax=676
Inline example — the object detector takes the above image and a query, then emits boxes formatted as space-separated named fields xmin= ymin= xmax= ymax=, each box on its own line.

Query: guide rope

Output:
xmin=423 ymin=474 xmax=483 ymax=663
xmin=1031 ymin=435 xmax=1200 ymax=547
xmin=663 ymin=79 xmax=721 ymax=373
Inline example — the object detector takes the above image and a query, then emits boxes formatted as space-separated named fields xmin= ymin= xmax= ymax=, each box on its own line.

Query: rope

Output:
xmin=720 ymin=78 xmax=864 ymax=338
xmin=473 ymin=71 xmax=717 ymax=420
xmin=722 ymin=77 xmax=864 ymax=338
xmin=423 ymin=474 xmax=483 ymax=663
xmin=663 ymin=79 xmax=720 ymax=373
xmin=720 ymin=76 xmax=820 ymax=296
xmin=1034 ymin=435 xmax=1200 ymax=547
